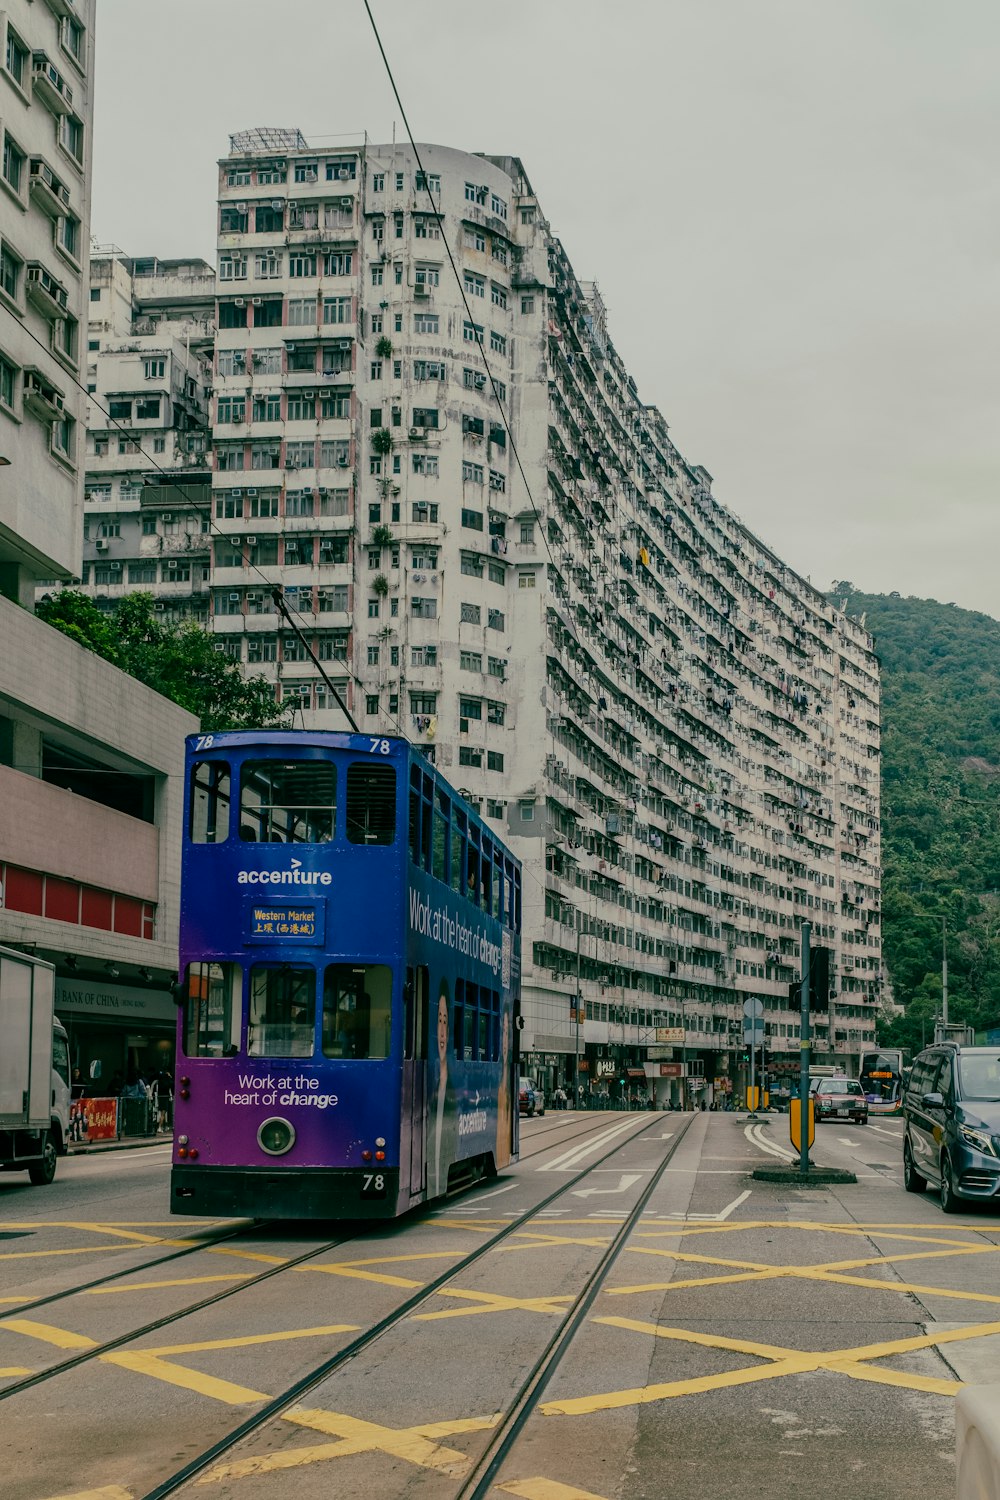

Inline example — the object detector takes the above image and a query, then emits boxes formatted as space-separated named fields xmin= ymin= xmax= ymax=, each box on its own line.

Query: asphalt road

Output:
xmin=1 ymin=1112 xmax=998 ymax=1500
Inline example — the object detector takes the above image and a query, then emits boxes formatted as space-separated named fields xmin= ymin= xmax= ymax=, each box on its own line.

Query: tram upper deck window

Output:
xmin=248 ymin=965 xmax=315 ymax=1057
xmin=183 ymin=962 xmax=242 ymax=1056
xmin=322 ymin=964 xmax=392 ymax=1058
xmin=190 ymin=762 xmax=231 ymax=843
xmin=346 ymin=763 xmax=396 ymax=845
xmin=240 ymin=761 xmax=335 ymax=843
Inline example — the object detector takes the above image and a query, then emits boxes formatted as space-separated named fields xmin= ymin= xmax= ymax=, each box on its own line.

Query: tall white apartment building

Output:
xmin=78 ymin=250 xmax=214 ymax=622
xmin=210 ymin=131 xmax=881 ymax=1100
xmin=0 ymin=0 xmax=93 ymax=600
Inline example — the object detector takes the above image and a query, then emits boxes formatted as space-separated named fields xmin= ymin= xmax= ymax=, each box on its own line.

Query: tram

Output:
xmin=859 ymin=1048 xmax=905 ymax=1115
xmin=170 ymin=731 xmax=521 ymax=1218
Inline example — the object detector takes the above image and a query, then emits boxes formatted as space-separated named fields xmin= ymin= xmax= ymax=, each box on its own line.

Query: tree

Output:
xmin=36 ymin=590 xmax=291 ymax=731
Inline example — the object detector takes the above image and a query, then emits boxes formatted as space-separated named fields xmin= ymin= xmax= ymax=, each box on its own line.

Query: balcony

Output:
xmin=31 ymin=53 xmax=73 ymax=115
xmin=28 ymin=157 xmax=71 ymax=218
xmin=25 ymin=262 xmax=70 ymax=321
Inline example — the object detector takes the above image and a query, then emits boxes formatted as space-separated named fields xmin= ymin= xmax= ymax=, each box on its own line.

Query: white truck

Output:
xmin=0 ymin=945 xmax=71 ymax=1185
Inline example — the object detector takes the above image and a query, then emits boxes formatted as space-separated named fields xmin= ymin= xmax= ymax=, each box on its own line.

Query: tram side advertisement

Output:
xmin=409 ymin=878 xmax=515 ymax=1189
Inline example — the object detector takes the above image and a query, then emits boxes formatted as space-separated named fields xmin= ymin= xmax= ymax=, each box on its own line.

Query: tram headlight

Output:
xmin=257 ymin=1116 xmax=296 ymax=1157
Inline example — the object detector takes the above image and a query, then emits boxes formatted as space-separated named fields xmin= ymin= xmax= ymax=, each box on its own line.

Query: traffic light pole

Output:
xmin=799 ymin=921 xmax=811 ymax=1176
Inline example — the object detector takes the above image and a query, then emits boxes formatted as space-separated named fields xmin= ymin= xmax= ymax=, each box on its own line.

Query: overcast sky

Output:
xmin=92 ymin=1 xmax=999 ymax=618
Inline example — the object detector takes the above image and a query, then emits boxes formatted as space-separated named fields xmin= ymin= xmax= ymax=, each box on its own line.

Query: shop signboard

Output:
xmin=659 ymin=1063 xmax=683 ymax=1077
xmin=55 ymin=978 xmax=175 ymax=1024
xmin=656 ymin=1027 xmax=685 ymax=1043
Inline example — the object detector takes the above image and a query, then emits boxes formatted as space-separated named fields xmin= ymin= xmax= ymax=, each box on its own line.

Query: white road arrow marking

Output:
xmin=572 ymin=1172 xmax=642 ymax=1199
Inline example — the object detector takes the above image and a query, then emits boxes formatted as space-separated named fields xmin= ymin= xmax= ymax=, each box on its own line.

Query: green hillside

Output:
xmin=833 ymin=587 xmax=1000 ymax=1052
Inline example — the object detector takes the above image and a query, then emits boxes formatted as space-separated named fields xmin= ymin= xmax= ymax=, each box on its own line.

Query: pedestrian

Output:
xmin=152 ymin=1069 xmax=174 ymax=1132
xmin=554 ymin=1086 xmax=567 ymax=1110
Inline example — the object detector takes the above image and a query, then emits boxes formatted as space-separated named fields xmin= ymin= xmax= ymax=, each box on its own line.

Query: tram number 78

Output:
xmin=361 ymin=1173 xmax=387 ymax=1198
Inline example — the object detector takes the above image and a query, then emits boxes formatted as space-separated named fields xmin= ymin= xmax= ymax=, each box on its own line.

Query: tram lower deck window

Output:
xmin=248 ymin=965 xmax=316 ymax=1056
xmin=322 ymin=964 xmax=392 ymax=1058
xmin=183 ymin=962 xmax=242 ymax=1056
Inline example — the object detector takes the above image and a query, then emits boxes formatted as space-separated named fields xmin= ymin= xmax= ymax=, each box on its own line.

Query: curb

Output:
xmin=751 ymin=1165 xmax=857 ymax=1186
xmin=69 ymin=1136 xmax=171 ymax=1156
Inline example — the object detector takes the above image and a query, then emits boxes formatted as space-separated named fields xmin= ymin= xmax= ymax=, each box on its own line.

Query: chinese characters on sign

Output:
xmin=250 ymin=905 xmax=318 ymax=939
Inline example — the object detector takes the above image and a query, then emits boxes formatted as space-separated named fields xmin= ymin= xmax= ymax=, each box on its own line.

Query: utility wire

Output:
xmin=361 ymin=0 xmax=556 ymax=572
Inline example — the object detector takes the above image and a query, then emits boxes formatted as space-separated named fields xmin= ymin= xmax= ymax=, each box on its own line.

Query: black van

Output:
xmin=902 ymin=1044 xmax=1000 ymax=1214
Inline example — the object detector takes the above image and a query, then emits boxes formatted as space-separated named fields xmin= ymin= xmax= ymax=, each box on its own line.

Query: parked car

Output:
xmin=903 ymin=1044 xmax=1000 ymax=1214
xmin=809 ymin=1076 xmax=868 ymax=1124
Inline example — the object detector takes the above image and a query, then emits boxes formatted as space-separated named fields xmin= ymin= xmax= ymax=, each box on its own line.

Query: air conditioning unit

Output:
xmin=302 ymin=390 xmax=316 ymax=401
xmin=235 ymin=201 xmax=248 ymax=212
xmin=95 ymin=537 xmax=108 ymax=551
xmin=286 ymin=461 xmax=298 ymax=470
xmin=229 ymin=592 xmax=240 ymax=601
xmin=414 ymin=283 xmax=430 ymax=299
xmin=245 ymin=487 xmax=257 ymax=497
xmin=155 ymin=603 xmax=165 ymax=612
xmin=167 ymin=559 xmax=178 ymax=570
xmin=251 ymin=297 xmax=262 ymax=306
xmin=409 ymin=426 xmax=424 ymax=439
xmin=337 ymin=454 xmax=349 ymax=467
xmin=234 ymin=297 xmax=245 ymax=307
xmin=339 ymin=196 xmax=352 ymax=208
xmin=338 ymin=168 xmax=351 ymax=181
xmin=270 ymin=199 xmax=283 ymax=211
xmin=245 ymin=535 xmax=258 ymax=545
xmin=231 ymin=489 xmax=243 ymax=498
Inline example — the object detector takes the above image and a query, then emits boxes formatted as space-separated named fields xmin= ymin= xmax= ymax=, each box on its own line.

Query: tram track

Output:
xmin=113 ymin=1109 xmax=687 ymax=1500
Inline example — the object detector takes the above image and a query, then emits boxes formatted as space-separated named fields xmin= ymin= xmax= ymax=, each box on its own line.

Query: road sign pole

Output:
xmin=800 ymin=921 xmax=811 ymax=1176
xmin=749 ymin=1027 xmax=757 ymax=1118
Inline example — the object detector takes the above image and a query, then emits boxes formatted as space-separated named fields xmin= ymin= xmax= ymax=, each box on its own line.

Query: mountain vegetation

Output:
xmin=833 ymin=586 xmax=1000 ymax=1053
xmin=36 ymin=590 xmax=290 ymax=732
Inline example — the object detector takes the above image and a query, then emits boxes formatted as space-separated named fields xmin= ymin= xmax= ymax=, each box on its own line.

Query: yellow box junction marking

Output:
xmin=196 ymin=1406 xmax=503 ymax=1482
xmin=412 ymin=1289 xmax=575 ymax=1322
xmin=1 ymin=1319 xmax=98 ymax=1350
xmin=86 ymin=1274 xmax=255 ymax=1295
xmin=499 ymin=1481 xmax=610 ymax=1500
xmin=101 ymin=1323 xmax=359 ymax=1406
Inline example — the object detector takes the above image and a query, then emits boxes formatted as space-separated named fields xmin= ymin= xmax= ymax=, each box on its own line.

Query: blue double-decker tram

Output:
xmin=170 ymin=730 xmax=521 ymax=1219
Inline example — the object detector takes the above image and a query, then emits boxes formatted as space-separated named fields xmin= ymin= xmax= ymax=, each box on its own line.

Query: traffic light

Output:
xmin=811 ymin=947 xmax=831 ymax=1013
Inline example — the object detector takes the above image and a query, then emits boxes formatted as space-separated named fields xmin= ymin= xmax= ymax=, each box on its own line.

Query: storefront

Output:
xmin=55 ymin=976 xmax=176 ymax=1094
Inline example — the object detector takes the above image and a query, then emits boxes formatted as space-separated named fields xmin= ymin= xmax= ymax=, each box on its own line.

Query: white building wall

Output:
xmin=0 ymin=0 xmax=95 ymax=595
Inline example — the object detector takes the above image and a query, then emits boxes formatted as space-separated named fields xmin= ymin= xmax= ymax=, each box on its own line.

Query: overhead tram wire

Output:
xmin=0 ymin=302 xmax=381 ymax=735
xmin=361 ymin=0 xmax=556 ymax=573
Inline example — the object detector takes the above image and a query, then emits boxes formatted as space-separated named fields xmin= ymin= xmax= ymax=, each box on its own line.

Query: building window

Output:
xmin=2 ymin=132 xmax=25 ymax=195
xmin=323 ymin=296 xmax=351 ymax=325
xmin=371 ymin=172 xmax=385 ymax=192
xmin=371 ymin=265 xmax=384 ymax=286
xmin=288 ymin=297 xmax=317 ymax=326
xmin=5 ymin=26 xmax=28 ymax=88
xmin=411 ymin=597 xmax=437 ymax=619
xmin=491 ymin=283 xmax=507 ymax=309
xmin=411 ymin=501 xmax=438 ymax=523
xmin=489 ymin=470 xmax=506 ymax=493
xmin=57 ymin=214 xmax=81 ymax=261
xmin=460 ymin=603 xmax=481 ymax=625
xmin=412 ymin=453 xmax=439 ymax=477
xmin=253 ymin=393 xmax=281 ymax=422
xmin=287 ymin=393 xmax=315 ymax=422
xmin=60 ymin=114 xmax=84 ymax=167
xmin=0 ymin=352 xmax=16 ymax=410
xmin=462 ymin=463 xmax=484 ymax=486
xmin=490 ymin=330 xmax=507 ymax=355
xmin=492 ymin=241 xmax=508 ymax=267
xmin=460 ymin=650 xmax=482 ymax=672
xmin=487 ymin=609 xmax=505 ymax=631
xmin=255 ymin=252 xmax=282 ymax=279
xmin=465 ymin=229 xmax=485 ymax=252
xmin=487 ymin=751 xmax=504 ymax=772
xmin=413 ymin=312 xmax=439 ymax=335
xmin=490 ymin=195 xmax=507 ymax=221
xmin=521 ymin=295 xmax=535 ymax=314
xmin=464 ymin=272 xmax=485 ymax=299
xmin=288 ymin=252 xmax=317 ymax=278
xmin=366 ymin=694 xmax=380 ymax=714
xmin=218 ymin=397 xmax=246 ymax=424
xmin=520 ymin=521 xmax=534 ymax=544
xmin=459 ymin=747 xmax=483 ymax=768
xmin=459 ymin=697 xmax=482 ymax=721
xmin=461 ymin=551 xmax=484 ymax=575
xmin=463 ymin=320 xmax=484 ymax=344
xmin=144 ymin=358 xmax=165 ymax=380
xmin=0 ymin=241 xmax=21 ymax=302
xmin=518 ymin=572 xmax=536 ymax=589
